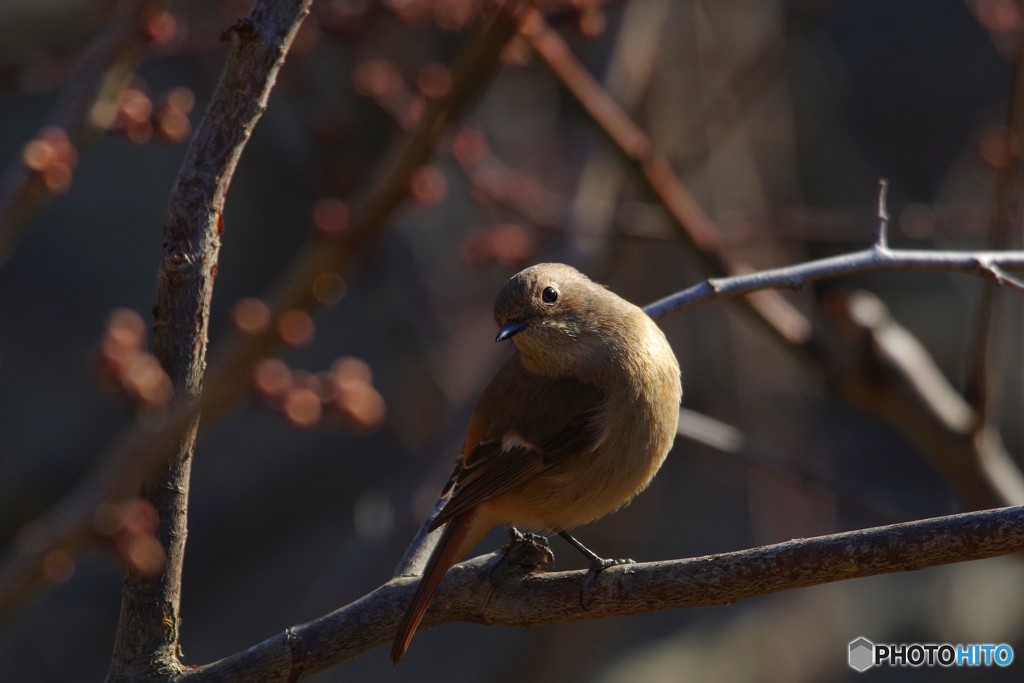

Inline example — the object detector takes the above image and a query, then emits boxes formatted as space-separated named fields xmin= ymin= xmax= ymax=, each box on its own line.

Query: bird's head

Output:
xmin=493 ymin=263 xmax=627 ymax=376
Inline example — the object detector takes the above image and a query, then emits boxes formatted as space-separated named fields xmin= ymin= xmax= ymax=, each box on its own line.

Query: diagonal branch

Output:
xmin=180 ymin=504 xmax=1024 ymax=680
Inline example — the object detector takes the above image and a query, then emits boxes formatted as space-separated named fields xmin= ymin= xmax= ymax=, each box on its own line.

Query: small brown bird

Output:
xmin=391 ymin=263 xmax=682 ymax=663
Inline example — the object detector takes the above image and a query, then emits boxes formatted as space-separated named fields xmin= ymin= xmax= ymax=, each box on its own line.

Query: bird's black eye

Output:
xmin=541 ymin=286 xmax=558 ymax=303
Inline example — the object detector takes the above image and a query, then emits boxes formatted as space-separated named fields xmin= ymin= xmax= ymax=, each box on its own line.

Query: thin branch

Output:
xmin=873 ymin=178 xmax=889 ymax=249
xmin=0 ymin=0 xmax=524 ymax=624
xmin=107 ymin=2 xmax=314 ymax=679
xmin=983 ymin=262 xmax=1024 ymax=293
xmin=643 ymin=248 xmax=1024 ymax=318
xmin=180 ymin=505 xmax=1024 ymax=681
xmin=0 ymin=0 xmax=166 ymax=266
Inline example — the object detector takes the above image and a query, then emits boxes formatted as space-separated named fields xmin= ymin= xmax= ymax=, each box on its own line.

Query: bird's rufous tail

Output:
xmin=391 ymin=510 xmax=479 ymax=664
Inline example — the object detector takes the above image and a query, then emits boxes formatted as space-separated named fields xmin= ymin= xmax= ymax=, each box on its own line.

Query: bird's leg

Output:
xmin=558 ymin=530 xmax=634 ymax=570
xmin=501 ymin=526 xmax=554 ymax=571
xmin=558 ymin=530 xmax=634 ymax=609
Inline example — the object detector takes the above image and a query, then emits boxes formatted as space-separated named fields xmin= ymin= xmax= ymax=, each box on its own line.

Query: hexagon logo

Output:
xmin=849 ymin=637 xmax=875 ymax=672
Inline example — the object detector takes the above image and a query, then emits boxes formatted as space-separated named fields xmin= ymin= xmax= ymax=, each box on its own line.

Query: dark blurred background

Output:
xmin=2 ymin=0 xmax=1024 ymax=681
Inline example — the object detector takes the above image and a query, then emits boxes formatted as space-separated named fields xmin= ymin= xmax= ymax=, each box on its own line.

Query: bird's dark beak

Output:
xmin=496 ymin=319 xmax=528 ymax=342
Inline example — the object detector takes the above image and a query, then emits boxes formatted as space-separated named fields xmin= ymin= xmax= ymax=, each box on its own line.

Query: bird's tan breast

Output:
xmin=486 ymin=316 xmax=681 ymax=531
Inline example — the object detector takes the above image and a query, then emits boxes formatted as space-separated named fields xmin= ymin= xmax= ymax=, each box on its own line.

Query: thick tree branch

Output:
xmin=180 ymin=505 xmax=1024 ymax=681
xmin=107 ymin=2 xmax=314 ymax=680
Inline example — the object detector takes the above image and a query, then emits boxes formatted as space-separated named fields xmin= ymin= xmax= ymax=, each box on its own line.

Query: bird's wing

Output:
xmin=430 ymin=356 xmax=605 ymax=530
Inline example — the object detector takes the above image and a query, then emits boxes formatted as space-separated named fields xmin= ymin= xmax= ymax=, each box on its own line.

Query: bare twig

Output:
xmin=982 ymin=263 xmax=1024 ymax=293
xmin=179 ymin=504 xmax=1024 ymax=681
xmin=0 ymin=0 xmax=166 ymax=266
xmin=0 ymin=0 xmax=523 ymax=624
xmin=874 ymin=178 xmax=890 ymax=249
xmin=107 ymin=2 xmax=314 ymax=680
xmin=643 ymin=248 xmax=1024 ymax=318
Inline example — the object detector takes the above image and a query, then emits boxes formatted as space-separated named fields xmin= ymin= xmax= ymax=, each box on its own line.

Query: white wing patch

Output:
xmin=500 ymin=432 xmax=536 ymax=453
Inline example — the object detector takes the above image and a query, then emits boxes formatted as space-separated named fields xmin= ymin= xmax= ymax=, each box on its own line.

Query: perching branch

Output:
xmin=177 ymin=505 xmax=1024 ymax=681
xmin=108 ymin=1 xmax=314 ymax=680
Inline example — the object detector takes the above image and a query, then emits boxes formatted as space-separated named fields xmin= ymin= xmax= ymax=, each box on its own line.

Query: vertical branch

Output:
xmin=107 ymin=1 xmax=313 ymax=680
